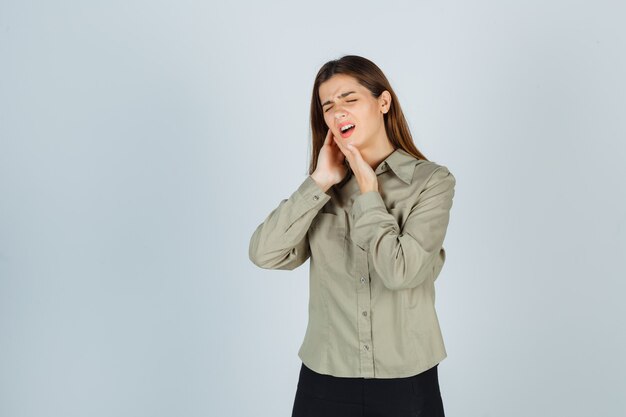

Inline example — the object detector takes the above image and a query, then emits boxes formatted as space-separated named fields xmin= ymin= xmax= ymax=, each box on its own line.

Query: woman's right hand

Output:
xmin=311 ymin=128 xmax=348 ymax=191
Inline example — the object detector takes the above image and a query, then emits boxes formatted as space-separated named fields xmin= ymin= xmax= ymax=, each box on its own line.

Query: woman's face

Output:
xmin=318 ymin=73 xmax=390 ymax=151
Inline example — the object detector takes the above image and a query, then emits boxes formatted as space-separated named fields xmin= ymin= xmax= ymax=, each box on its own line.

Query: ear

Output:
xmin=379 ymin=90 xmax=392 ymax=114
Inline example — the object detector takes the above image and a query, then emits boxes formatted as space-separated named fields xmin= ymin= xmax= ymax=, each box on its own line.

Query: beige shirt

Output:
xmin=249 ymin=148 xmax=456 ymax=378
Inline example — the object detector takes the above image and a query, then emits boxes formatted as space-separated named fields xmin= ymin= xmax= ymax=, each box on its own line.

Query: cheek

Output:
xmin=323 ymin=114 xmax=331 ymax=127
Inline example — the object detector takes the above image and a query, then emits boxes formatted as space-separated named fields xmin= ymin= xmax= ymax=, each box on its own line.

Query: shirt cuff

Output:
xmin=296 ymin=175 xmax=332 ymax=210
xmin=350 ymin=191 xmax=389 ymax=249
xmin=351 ymin=190 xmax=386 ymax=219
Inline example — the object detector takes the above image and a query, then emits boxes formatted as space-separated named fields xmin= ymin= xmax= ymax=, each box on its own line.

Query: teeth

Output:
xmin=341 ymin=124 xmax=354 ymax=132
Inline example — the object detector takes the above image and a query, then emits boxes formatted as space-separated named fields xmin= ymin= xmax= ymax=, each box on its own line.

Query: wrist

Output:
xmin=310 ymin=172 xmax=333 ymax=192
xmin=360 ymin=188 xmax=378 ymax=195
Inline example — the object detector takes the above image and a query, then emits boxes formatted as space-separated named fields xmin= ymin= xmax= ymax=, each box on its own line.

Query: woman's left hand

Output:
xmin=332 ymin=136 xmax=379 ymax=194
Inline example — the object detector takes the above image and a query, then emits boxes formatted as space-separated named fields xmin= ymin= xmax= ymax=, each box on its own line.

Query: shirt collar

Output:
xmin=342 ymin=147 xmax=419 ymax=186
xmin=376 ymin=147 xmax=420 ymax=184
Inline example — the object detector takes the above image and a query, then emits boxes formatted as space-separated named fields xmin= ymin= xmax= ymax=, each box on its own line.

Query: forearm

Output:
xmin=249 ymin=175 xmax=331 ymax=270
xmin=349 ymin=167 xmax=455 ymax=290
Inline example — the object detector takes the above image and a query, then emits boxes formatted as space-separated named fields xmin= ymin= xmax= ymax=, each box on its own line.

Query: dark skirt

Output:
xmin=291 ymin=362 xmax=445 ymax=417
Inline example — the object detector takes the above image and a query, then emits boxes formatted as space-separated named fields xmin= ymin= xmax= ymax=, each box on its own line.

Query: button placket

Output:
xmin=355 ymin=248 xmax=374 ymax=377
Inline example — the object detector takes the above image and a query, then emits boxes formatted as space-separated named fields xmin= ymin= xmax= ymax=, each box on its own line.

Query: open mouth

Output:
xmin=340 ymin=124 xmax=356 ymax=138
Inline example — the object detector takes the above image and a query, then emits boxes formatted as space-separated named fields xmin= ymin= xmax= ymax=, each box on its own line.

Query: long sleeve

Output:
xmin=349 ymin=166 xmax=456 ymax=290
xmin=249 ymin=175 xmax=331 ymax=270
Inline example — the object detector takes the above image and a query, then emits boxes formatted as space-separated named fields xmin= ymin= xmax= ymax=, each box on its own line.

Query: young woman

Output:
xmin=249 ymin=55 xmax=456 ymax=417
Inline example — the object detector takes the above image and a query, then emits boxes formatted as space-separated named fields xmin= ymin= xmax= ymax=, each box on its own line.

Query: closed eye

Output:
xmin=323 ymin=99 xmax=357 ymax=113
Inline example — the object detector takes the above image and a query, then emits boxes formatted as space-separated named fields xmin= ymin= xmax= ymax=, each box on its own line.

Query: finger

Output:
xmin=332 ymin=134 xmax=347 ymax=154
xmin=324 ymin=128 xmax=334 ymax=147
xmin=347 ymin=143 xmax=363 ymax=164
xmin=333 ymin=132 xmax=347 ymax=147
xmin=328 ymin=129 xmax=339 ymax=150
xmin=347 ymin=141 xmax=363 ymax=160
xmin=334 ymin=136 xmax=354 ymax=165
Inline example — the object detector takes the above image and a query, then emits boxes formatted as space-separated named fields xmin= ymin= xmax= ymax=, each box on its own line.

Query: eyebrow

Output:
xmin=321 ymin=91 xmax=357 ymax=107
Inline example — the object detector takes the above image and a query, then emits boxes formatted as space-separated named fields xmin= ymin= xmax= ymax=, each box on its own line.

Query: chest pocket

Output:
xmin=308 ymin=212 xmax=346 ymax=267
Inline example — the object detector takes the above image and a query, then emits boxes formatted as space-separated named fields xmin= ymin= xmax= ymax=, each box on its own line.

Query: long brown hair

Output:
xmin=308 ymin=55 xmax=429 ymax=175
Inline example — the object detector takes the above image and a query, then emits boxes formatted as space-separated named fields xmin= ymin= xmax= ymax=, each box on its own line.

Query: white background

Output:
xmin=1 ymin=1 xmax=625 ymax=416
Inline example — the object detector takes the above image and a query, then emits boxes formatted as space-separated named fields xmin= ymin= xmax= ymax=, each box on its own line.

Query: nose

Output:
xmin=334 ymin=108 xmax=347 ymax=120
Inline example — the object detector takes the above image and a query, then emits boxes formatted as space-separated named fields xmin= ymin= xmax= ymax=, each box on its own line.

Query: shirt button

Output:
xmin=362 ymin=311 xmax=368 ymax=317
xmin=313 ymin=195 xmax=319 ymax=200
xmin=360 ymin=276 xmax=367 ymax=284
xmin=363 ymin=344 xmax=369 ymax=351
